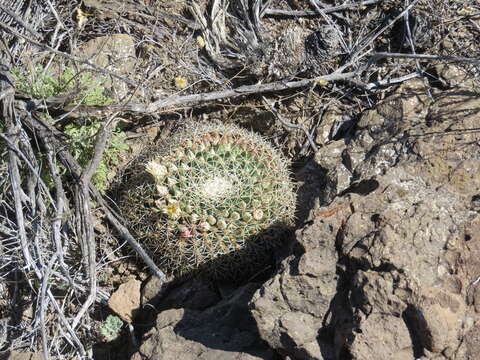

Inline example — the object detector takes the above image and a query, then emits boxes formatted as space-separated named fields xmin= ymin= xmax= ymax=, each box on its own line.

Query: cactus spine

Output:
xmin=119 ymin=122 xmax=296 ymax=278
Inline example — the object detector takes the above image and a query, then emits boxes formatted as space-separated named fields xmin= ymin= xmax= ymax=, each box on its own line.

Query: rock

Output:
xmin=407 ymin=289 xmax=465 ymax=354
xmin=249 ymin=213 xmax=339 ymax=359
xmin=338 ymin=162 xmax=464 ymax=290
xmin=141 ymin=275 xmax=167 ymax=306
xmin=464 ymin=323 xmax=480 ymax=359
xmin=473 ymin=283 xmax=480 ymax=313
xmin=108 ymin=279 xmax=141 ymax=323
xmin=0 ymin=351 xmax=42 ymax=360
xmin=463 ymin=215 xmax=480 ymax=302
xmin=434 ymin=63 xmax=479 ymax=89
xmin=349 ymin=313 xmax=413 ymax=360
xmin=348 ymin=271 xmax=415 ymax=359
xmin=315 ymin=106 xmax=345 ymax=145
xmin=303 ymin=83 xmax=479 ymax=359
xmin=75 ymin=34 xmax=138 ymax=100
xmin=131 ymin=283 xmax=273 ymax=360
xmin=427 ymin=90 xmax=480 ymax=128
xmin=142 ymin=276 xmax=220 ymax=311
xmin=351 ymin=271 xmax=410 ymax=317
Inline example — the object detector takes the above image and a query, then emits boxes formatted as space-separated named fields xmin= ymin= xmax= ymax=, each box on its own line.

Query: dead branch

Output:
xmin=146 ymin=71 xmax=358 ymax=112
xmin=264 ymin=0 xmax=385 ymax=17
xmin=1 ymin=61 xmax=88 ymax=357
xmin=39 ymin=253 xmax=57 ymax=360
xmin=21 ymin=71 xmax=358 ymax=119
xmin=341 ymin=0 xmax=420 ymax=70
xmin=71 ymin=116 xmax=118 ymax=330
xmin=372 ymin=52 xmax=480 ymax=65
xmin=0 ymin=5 xmax=41 ymax=39
xmin=100 ymin=203 xmax=167 ymax=283
xmin=20 ymin=109 xmax=167 ymax=281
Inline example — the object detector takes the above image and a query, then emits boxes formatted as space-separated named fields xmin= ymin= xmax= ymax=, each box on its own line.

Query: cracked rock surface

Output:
xmin=131 ymin=79 xmax=480 ymax=360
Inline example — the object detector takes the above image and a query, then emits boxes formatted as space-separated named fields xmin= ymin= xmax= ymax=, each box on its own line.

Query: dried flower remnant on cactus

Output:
xmin=145 ymin=161 xmax=167 ymax=181
xmin=119 ymin=122 xmax=296 ymax=279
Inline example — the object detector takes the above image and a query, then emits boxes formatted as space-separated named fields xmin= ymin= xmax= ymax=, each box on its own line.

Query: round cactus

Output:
xmin=118 ymin=122 xmax=296 ymax=279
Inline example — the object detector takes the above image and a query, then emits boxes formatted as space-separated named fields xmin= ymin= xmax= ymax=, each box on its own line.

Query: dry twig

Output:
xmin=262 ymin=96 xmax=319 ymax=153
xmin=264 ymin=0 xmax=385 ymax=17
xmin=372 ymin=52 xmax=480 ymax=65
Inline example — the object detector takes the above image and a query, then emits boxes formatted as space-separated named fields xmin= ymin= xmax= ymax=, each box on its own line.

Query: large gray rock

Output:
xmin=249 ymin=205 xmax=339 ymax=359
xmin=131 ymin=283 xmax=273 ymax=360
xmin=250 ymin=80 xmax=480 ymax=359
xmin=325 ymin=83 xmax=480 ymax=359
xmin=349 ymin=313 xmax=413 ymax=360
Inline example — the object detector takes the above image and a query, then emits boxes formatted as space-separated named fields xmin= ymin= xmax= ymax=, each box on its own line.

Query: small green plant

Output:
xmin=64 ymin=121 xmax=129 ymax=192
xmin=119 ymin=122 xmax=296 ymax=279
xmin=12 ymin=66 xmax=127 ymax=191
xmin=12 ymin=66 xmax=113 ymax=105
xmin=100 ymin=315 xmax=123 ymax=341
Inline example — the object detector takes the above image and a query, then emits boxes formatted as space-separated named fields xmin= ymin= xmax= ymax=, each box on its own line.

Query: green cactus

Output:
xmin=118 ymin=122 xmax=296 ymax=279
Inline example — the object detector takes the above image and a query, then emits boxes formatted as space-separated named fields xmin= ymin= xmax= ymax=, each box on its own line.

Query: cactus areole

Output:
xmin=119 ymin=122 xmax=296 ymax=278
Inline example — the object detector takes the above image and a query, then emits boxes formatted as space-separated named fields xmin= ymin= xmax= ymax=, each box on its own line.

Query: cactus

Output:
xmin=119 ymin=122 xmax=296 ymax=278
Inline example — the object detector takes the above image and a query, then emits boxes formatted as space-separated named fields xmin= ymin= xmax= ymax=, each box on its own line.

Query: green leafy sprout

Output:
xmin=12 ymin=66 xmax=113 ymax=105
xmin=100 ymin=315 xmax=123 ymax=340
xmin=64 ymin=121 xmax=129 ymax=192
xmin=11 ymin=66 xmax=128 ymax=191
